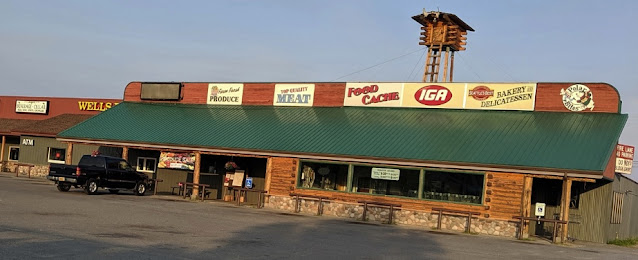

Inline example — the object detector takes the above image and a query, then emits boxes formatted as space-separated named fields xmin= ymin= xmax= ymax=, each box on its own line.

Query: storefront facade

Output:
xmin=56 ymin=82 xmax=630 ymax=241
xmin=0 ymin=96 xmax=121 ymax=176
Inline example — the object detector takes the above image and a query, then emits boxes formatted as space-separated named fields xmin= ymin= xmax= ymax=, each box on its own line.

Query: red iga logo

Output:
xmin=414 ymin=85 xmax=452 ymax=105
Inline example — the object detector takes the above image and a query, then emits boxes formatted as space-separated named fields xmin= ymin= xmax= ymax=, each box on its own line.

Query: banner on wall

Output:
xmin=15 ymin=100 xmax=49 ymax=114
xmin=273 ymin=84 xmax=315 ymax=106
xmin=158 ymin=152 xmax=195 ymax=170
xmin=344 ymin=83 xmax=403 ymax=107
xmin=207 ymin=83 xmax=243 ymax=105
xmin=464 ymin=83 xmax=536 ymax=110
xmin=402 ymin=83 xmax=466 ymax=109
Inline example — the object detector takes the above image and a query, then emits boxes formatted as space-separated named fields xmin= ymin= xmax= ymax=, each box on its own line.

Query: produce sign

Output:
xmin=158 ymin=152 xmax=195 ymax=170
xmin=207 ymin=83 xmax=243 ymax=105
xmin=465 ymin=83 xmax=536 ymax=111
xmin=371 ymin=167 xmax=400 ymax=181
xmin=344 ymin=83 xmax=402 ymax=107
xmin=616 ymin=144 xmax=634 ymax=174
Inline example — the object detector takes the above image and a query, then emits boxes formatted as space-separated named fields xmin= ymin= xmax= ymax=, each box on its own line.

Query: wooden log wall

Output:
xmin=267 ymin=157 xmax=525 ymax=221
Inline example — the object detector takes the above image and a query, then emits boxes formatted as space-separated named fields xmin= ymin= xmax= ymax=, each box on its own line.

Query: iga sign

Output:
xmin=465 ymin=83 xmax=536 ymax=111
xmin=371 ymin=167 xmax=400 ymax=181
xmin=78 ymin=101 xmax=119 ymax=111
xmin=15 ymin=100 xmax=49 ymax=114
xmin=207 ymin=83 xmax=243 ymax=105
xmin=344 ymin=83 xmax=402 ymax=107
xmin=402 ymin=83 xmax=465 ymax=108
xmin=616 ymin=144 xmax=634 ymax=174
xmin=273 ymin=84 xmax=315 ymax=106
xmin=158 ymin=152 xmax=195 ymax=170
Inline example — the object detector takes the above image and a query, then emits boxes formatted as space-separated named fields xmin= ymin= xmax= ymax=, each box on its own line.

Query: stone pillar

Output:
xmin=65 ymin=143 xmax=73 ymax=165
xmin=191 ymin=151 xmax=201 ymax=199
xmin=122 ymin=146 xmax=129 ymax=161
xmin=560 ymin=177 xmax=572 ymax=242
xmin=521 ymin=176 xmax=533 ymax=238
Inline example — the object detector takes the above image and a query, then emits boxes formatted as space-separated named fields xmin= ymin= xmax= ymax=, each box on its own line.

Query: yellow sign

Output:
xmin=402 ymin=83 xmax=465 ymax=109
xmin=464 ymin=83 xmax=536 ymax=111
xmin=78 ymin=101 xmax=119 ymax=111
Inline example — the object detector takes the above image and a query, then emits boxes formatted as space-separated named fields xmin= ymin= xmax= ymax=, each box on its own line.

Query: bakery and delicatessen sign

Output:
xmin=464 ymin=83 xmax=536 ymax=111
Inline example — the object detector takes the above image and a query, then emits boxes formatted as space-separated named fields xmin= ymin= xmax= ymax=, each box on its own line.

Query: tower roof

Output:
xmin=412 ymin=11 xmax=474 ymax=32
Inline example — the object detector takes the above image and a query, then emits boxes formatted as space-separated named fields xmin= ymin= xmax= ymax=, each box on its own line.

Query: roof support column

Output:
xmin=65 ymin=143 xmax=73 ymax=165
xmin=559 ymin=176 xmax=572 ymax=243
xmin=418 ymin=169 xmax=425 ymax=199
xmin=346 ymin=164 xmax=354 ymax=192
xmin=122 ymin=146 xmax=129 ymax=161
xmin=520 ymin=176 xmax=533 ymax=238
xmin=191 ymin=151 xmax=201 ymax=200
xmin=264 ymin=157 xmax=272 ymax=196
xmin=1 ymin=135 xmax=5 ymax=163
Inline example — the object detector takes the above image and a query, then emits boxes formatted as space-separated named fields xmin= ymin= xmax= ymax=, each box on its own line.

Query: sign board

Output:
xmin=402 ymin=83 xmax=465 ymax=109
xmin=534 ymin=203 xmax=546 ymax=217
xmin=344 ymin=83 xmax=403 ymax=107
xmin=77 ymin=101 xmax=119 ymax=111
xmin=560 ymin=84 xmax=595 ymax=112
xmin=22 ymin=139 xmax=34 ymax=146
xmin=158 ymin=152 xmax=195 ymax=170
xmin=232 ymin=170 xmax=245 ymax=187
xmin=207 ymin=83 xmax=243 ymax=105
xmin=616 ymin=144 xmax=634 ymax=174
xmin=464 ymin=83 xmax=536 ymax=111
xmin=15 ymin=100 xmax=49 ymax=114
xmin=371 ymin=168 xmax=400 ymax=181
xmin=273 ymin=84 xmax=315 ymax=106
xmin=245 ymin=177 xmax=253 ymax=189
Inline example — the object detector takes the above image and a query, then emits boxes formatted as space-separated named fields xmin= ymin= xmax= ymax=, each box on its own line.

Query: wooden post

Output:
xmin=65 ymin=143 xmax=73 ymax=165
xmin=346 ymin=164 xmax=354 ymax=192
xmin=191 ymin=151 xmax=201 ymax=200
xmin=417 ymin=169 xmax=425 ymax=199
xmin=449 ymin=51 xmax=455 ymax=82
xmin=264 ymin=157 xmax=273 ymax=203
xmin=560 ymin=178 xmax=573 ymax=243
xmin=442 ymin=47 xmax=450 ymax=82
xmin=521 ymin=176 xmax=533 ymax=238
xmin=0 ymin=135 xmax=5 ymax=163
xmin=122 ymin=146 xmax=129 ymax=161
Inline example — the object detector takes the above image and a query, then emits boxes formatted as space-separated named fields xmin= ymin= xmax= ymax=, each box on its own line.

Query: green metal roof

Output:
xmin=59 ymin=102 xmax=627 ymax=173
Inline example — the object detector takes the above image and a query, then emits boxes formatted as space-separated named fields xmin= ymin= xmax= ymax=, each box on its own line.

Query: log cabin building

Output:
xmin=0 ymin=96 xmax=121 ymax=176
xmin=53 ymin=82 xmax=634 ymax=242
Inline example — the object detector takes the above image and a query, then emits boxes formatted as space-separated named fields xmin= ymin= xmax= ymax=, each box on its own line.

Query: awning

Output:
xmin=58 ymin=102 xmax=627 ymax=176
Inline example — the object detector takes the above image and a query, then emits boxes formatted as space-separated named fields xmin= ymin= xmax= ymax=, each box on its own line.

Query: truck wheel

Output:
xmin=134 ymin=182 xmax=146 ymax=196
xmin=57 ymin=183 xmax=71 ymax=192
xmin=108 ymin=189 xmax=119 ymax=194
xmin=85 ymin=179 xmax=99 ymax=195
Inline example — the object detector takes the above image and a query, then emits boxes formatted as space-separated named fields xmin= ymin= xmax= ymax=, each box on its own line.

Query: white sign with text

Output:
xmin=371 ymin=167 xmax=400 ymax=181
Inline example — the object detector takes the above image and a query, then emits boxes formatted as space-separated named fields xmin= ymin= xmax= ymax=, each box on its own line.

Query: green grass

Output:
xmin=607 ymin=237 xmax=638 ymax=247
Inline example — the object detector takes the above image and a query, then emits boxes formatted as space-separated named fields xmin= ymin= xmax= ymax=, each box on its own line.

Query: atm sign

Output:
xmin=414 ymin=85 xmax=452 ymax=106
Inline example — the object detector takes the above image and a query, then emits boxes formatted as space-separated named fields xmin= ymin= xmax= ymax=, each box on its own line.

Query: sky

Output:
xmin=1 ymin=0 xmax=636 ymax=176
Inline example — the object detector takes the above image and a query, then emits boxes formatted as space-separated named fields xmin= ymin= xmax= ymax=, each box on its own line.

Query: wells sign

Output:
xmin=78 ymin=101 xmax=119 ymax=111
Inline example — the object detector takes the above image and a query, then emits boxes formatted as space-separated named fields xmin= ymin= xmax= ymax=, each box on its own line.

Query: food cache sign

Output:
xmin=344 ymin=83 xmax=402 ymax=107
xmin=616 ymin=144 xmax=634 ymax=174
xmin=371 ymin=168 xmax=400 ymax=181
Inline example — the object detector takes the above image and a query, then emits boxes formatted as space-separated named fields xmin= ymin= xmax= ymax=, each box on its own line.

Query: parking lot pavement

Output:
xmin=1 ymin=173 xmax=637 ymax=259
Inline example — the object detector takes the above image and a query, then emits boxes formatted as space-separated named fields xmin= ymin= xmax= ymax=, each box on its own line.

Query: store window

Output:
xmin=47 ymin=147 xmax=66 ymax=163
xmin=299 ymin=161 xmax=349 ymax=191
xmin=8 ymin=146 xmax=19 ymax=161
xmin=423 ymin=170 xmax=484 ymax=204
xmin=137 ymin=157 xmax=157 ymax=173
xmin=352 ymin=166 xmax=420 ymax=198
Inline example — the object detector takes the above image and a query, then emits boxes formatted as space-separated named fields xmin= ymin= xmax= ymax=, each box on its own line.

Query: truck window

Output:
xmin=118 ymin=160 xmax=133 ymax=171
xmin=106 ymin=159 xmax=120 ymax=170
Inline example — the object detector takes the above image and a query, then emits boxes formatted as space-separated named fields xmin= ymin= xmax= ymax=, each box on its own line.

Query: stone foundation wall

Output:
xmin=1 ymin=162 xmax=49 ymax=178
xmin=266 ymin=195 xmax=518 ymax=238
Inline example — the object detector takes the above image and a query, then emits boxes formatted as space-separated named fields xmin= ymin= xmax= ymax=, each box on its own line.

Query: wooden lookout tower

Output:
xmin=412 ymin=9 xmax=474 ymax=82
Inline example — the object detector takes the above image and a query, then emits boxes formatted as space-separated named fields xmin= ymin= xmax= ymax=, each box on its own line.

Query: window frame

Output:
xmin=47 ymin=147 xmax=66 ymax=164
xmin=7 ymin=146 xmax=19 ymax=161
xmin=421 ymin=168 xmax=486 ymax=206
xmin=137 ymin=157 xmax=157 ymax=173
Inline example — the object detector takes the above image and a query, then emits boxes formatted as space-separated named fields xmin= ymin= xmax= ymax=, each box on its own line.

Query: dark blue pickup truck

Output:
xmin=47 ymin=155 xmax=149 ymax=195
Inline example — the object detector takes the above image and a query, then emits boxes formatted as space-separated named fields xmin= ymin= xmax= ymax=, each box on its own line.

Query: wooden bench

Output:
xmin=431 ymin=207 xmax=481 ymax=233
xmin=232 ymin=187 xmax=268 ymax=208
xmin=290 ymin=193 xmax=331 ymax=215
xmin=14 ymin=163 xmax=34 ymax=178
xmin=358 ymin=200 xmax=402 ymax=224
xmin=181 ymin=182 xmax=211 ymax=202
xmin=512 ymin=216 xmax=570 ymax=243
